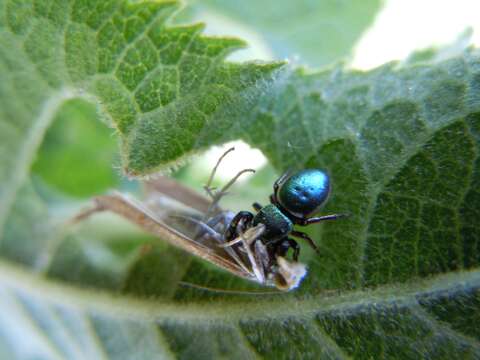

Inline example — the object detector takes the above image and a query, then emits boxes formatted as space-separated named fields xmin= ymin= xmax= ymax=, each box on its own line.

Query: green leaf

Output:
xmin=32 ymin=98 xmax=120 ymax=197
xmin=182 ymin=0 xmax=383 ymax=67
xmin=0 ymin=0 xmax=281 ymax=187
xmin=236 ymin=51 xmax=480 ymax=293
xmin=0 ymin=259 xmax=479 ymax=359
xmin=1 ymin=0 xmax=480 ymax=358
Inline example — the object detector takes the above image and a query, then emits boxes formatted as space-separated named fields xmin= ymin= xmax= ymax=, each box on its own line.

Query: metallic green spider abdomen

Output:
xmin=253 ymin=204 xmax=293 ymax=241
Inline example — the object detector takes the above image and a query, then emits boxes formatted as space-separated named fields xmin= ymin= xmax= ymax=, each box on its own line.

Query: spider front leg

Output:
xmin=275 ymin=238 xmax=300 ymax=262
xmin=224 ymin=211 xmax=254 ymax=241
xmin=270 ymin=170 xmax=292 ymax=206
xmin=273 ymin=170 xmax=292 ymax=194
xmin=291 ymin=230 xmax=319 ymax=254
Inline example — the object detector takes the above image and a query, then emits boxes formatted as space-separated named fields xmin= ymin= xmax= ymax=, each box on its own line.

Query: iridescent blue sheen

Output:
xmin=277 ymin=169 xmax=330 ymax=218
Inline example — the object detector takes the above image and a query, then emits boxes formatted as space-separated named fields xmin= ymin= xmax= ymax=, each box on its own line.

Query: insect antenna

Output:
xmin=217 ymin=169 xmax=255 ymax=199
xmin=204 ymin=146 xmax=235 ymax=197
xmin=206 ymin=168 xmax=255 ymax=216
xmin=202 ymin=147 xmax=255 ymax=219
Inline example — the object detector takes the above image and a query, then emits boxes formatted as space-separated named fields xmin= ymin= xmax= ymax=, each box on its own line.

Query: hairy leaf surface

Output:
xmin=0 ymin=0 xmax=480 ymax=359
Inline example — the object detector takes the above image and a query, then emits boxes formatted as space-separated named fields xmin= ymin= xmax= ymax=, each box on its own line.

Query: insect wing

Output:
xmin=144 ymin=176 xmax=212 ymax=214
xmin=143 ymin=177 xmax=236 ymax=254
xmin=89 ymin=192 xmax=255 ymax=282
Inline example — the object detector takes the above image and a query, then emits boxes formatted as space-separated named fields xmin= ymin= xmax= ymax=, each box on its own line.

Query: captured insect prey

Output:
xmin=74 ymin=147 xmax=347 ymax=291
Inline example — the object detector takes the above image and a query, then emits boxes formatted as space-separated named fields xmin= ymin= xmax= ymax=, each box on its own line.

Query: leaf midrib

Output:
xmin=1 ymin=259 xmax=478 ymax=324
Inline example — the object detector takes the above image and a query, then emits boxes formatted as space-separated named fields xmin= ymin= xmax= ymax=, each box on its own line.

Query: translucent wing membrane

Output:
xmin=80 ymin=192 xmax=257 ymax=281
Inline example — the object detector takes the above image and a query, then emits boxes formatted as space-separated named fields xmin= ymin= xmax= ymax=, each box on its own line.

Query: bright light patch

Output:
xmin=352 ymin=0 xmax=480 ymax=69
xmin=191 ymin=9 xmax=274 ymax=62
xmin=201 ymin=141 xmax=267 ymax=182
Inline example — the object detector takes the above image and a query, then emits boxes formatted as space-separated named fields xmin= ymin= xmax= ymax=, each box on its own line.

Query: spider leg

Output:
xmin=290 ymin=239 xmax=300 ymax=262
xmin=270 ymin=170 xmax=292 ymax=206
xmin=224 ymin=211 xmax=254 ymax=242
xmin=273 ymin=170 xmax=292 ymax=193
xmin=275 ymin=238 xmax=300 ymax=262
xmin=299 ymin=213 xmax=348 ymax=226
xmin=291 ymin=230 xmax=319 ymax=254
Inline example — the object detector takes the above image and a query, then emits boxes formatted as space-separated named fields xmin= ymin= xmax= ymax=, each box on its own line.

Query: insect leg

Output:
xmin=219 ymin=223 xmax=265 ymax=248
xmin=290 ymin=230 xmax=319 ymax=254
xmin=253 ymin=240 xmax=269 ymax=283
xmin=204 ymin=212 xmax=233 ymax=235
xmin=169 ymin=213 xmax=252 ymax=273
xmin=168 ymin=214 xmax=223 ymax=242
xmin=240 ymin=226 xmax=266 ymax=284
xmin=205 ymin=212 xmax=226 ymax=228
